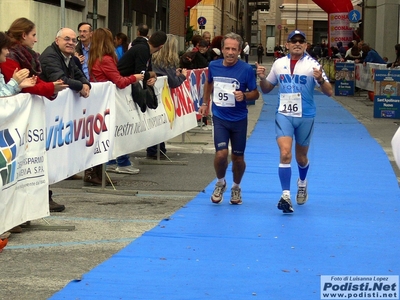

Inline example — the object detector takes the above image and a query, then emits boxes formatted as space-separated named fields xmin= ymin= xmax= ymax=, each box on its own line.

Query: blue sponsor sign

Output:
xmin=334 ymin=62 xmax=355 ymax=96
xmin=373 ymin=69 xmax=400 ymax=119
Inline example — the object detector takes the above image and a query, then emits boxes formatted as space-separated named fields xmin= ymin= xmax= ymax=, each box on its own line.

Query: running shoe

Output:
xmin=211 ymin=181 xmax=226 ymax=204
xmin=106 ymin=164 xmax=117 ymax=173
xmin=229 ymin=187 xmax=242 ymax=205
xmin=296 ymin=178 xmax=308 ymax=205
xmin=277 ymin=194 xmax=294 ymax=213
xmin=115 ymin=165 xmax=140 ymax=175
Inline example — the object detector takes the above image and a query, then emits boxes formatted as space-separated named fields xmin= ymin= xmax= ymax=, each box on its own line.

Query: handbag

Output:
xmin=131 ymin=81 xmax=158 ymax=113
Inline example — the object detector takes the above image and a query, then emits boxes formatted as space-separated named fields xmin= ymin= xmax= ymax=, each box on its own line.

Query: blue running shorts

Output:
xmin=275 ymin=113 xmax=315 ymax=146
xmin=212 ymin=115 xmax=248 ymax=156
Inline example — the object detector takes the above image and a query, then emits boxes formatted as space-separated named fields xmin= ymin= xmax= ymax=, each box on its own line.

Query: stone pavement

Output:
xmin=1 ymin=55 xmax=399 ymax=300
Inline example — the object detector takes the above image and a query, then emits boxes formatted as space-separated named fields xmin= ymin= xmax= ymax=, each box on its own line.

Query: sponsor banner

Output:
xmin=329 ymin=13 xmax=354 ymax=46
xmin=355 ymin=63 xmax=387 ymax=91
xmin=321 ymin=275 xmax=399 ymax=299
xmin=111 ymin=76 xmax=198 ymax=159
xmin=373 ymin=70 xmax=400 ymax=119
xmin=187 ymin=68 xmax=208 ymax=120
xmin=0 ymin=93 xmax=49 ymax=234
xmin=335 ymin=62 xmax=355 ymax=96
xmin=45 ymin=82 xmax=116 ymax=184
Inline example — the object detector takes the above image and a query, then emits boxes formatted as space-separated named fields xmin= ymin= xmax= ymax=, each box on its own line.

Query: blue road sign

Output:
xmin=348 ymin=10 xmax=361 ymax=23
xmin=198 ymin=17 xmax=207 ymax=26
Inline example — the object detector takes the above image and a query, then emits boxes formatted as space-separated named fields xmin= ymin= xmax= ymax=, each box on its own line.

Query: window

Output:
xmin=34 ymin=0 xmax=86 ymax=10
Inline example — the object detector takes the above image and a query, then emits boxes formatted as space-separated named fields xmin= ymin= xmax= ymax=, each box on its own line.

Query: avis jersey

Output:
xmin=266 ymin=53 xmax=328 ymax=118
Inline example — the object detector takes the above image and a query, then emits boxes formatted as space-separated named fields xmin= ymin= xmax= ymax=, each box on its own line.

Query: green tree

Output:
xmin=186 ymin=25 xmax=194 ymax=43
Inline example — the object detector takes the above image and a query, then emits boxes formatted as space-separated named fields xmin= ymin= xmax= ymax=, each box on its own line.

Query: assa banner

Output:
xmin=0 ymin=94 xmax=49 ymax=234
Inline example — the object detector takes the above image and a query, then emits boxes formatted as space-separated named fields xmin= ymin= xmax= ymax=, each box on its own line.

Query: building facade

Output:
xmin=0 ymin=0 xmax=399 ymax=61
xmin=0 ymin=0 xmax=186 ymax=53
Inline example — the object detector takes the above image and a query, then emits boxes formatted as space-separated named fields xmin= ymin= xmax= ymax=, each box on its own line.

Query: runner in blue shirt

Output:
xmin=199 ymin=32 xmax=259 ymax=205
xmin=256 ymin=30 xmax=333 ymax=213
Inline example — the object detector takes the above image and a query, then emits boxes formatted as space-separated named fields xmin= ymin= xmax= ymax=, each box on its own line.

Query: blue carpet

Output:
xmin=51 ymin=89 xmax=400 ymax=300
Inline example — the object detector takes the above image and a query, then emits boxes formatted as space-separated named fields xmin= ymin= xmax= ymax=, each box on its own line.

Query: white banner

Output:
xmin=355 ymin=63 xmax=387 ymax=91
xmin=45 ymin=82 xmax=116 ymax=184
xmin=0 ymin=78 xmax=197 ymax=234
xmin=112 ymin=76 xmax=198 ymax=158
xmin=0 ymin=94 xmax=49 ymax=234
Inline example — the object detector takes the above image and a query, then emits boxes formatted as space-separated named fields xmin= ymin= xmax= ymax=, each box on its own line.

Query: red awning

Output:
xmin=312 ymin=0 xmax=353 ymax=13
xmin=185 ymin=0 xmax=202 ymax=9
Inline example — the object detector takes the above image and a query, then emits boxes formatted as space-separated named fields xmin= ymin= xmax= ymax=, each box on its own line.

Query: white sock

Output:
xmin=217 ymin=178 xmax=225 ymax=185
xmin=232 ymin=183 xmax=240 ymax=189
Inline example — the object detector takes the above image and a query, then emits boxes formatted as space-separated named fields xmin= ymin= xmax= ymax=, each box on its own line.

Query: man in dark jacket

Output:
xmin=118 ymin=30 xmax=167 ymax=159
xmin=39 ymin=27 xmax=91 ymax=97
xmin=118 ymin=30 xmax=166 ymax=80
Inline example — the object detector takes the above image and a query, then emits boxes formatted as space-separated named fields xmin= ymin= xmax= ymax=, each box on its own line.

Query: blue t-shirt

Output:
xmin=208 ymin=59 xmax=257 ymax=121
xmin=115 ymin=45 xmax=125 ymax=60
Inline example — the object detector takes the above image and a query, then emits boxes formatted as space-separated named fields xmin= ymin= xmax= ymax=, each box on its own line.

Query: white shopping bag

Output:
xmin=391 ymin=126 xmax=400 ymax=169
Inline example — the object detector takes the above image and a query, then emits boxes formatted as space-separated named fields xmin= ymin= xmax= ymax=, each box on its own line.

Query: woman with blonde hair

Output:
xmin=88 ymin=27 xmax=143 ymax=176
xmin=152 ymin=33 xmax=187 ymax=89
xmin=147 ymin=34 xmax=187 ymax=159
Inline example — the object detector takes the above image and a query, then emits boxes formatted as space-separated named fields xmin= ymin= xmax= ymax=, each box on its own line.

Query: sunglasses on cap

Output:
xmin=289 ymin=38 xmax=306 ymax=44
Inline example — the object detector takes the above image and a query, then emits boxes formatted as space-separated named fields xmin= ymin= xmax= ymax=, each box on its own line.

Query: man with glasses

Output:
xmin=256 ymin=30 xmax=333 ymax=213
xmin=39 ymin=27 xmax=91 ymax=97
xmin=75 ymin=22 xmax=93 ymax=79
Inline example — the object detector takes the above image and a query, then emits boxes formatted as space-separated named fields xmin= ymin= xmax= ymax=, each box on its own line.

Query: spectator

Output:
xmin=257 ymin=43 xmax=264 ymax=64
xmin=198 ymin=32 xmax=259 ymax=205
xmin=151 ymin=33 xmax=189 ymax=160
xmin=344 ymin=41 xmax=354 ymax=59
xmin=210 ymin=35 xmax=224 ymax=60
xmin=388 ymin=44 xmax=400 ymax=68
xmin=39 ymin=28 xmax=91 ymax=97
xmin=39 ymin=28 xmax=108 ymax=188
xmin=75 ymin=22 xmax=92 ymax=79
xmin=202 ymin=31 xmax=211 ymax=47
xmin=211 ymin=35 xmax=223 ymax=52
xmin=345 ymin=44 xmax=361 ymax=61
xmin=152 ymin=34 xmax=187 ymax=89
xmin=337 ymin=41 xmax=346 ymax=58
xmin=0 ymin=31 xmax=35 ymax=238
xmin=313 ymin=43 xmax=322 ymax=58
xmin=0 ymin=31 xmax=36 ymax=96
xmin=88 ymin=28 xmax=144 ymax=174
xmin=243 ymin=41 xmax=250 ymax=63
xmin=306 ymin=43 xmax=317 ymax=59
xmin=129 ymin=23 xmax=149 ymax=50
xmin=117 ymin=30 xmax=167 ymax=160
xmin=361 ymin=44 xmax=386 ymax=64
xmin=118 ymin=28 xmax=166 ymax=78
xmin=114 ymin=32 xmax=129 ymax=60
xmin=330 ymin=46 xmax=341 ymax=59
xmin=0 ymin=17 xmax=68 ymax=221
xmin=186 ymin=34 xmax=202 ymax=52
xmin=180 ymin=38 xmax=209 ymax=70
xmin=0 ymin=18 xmax=67 ymax=100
